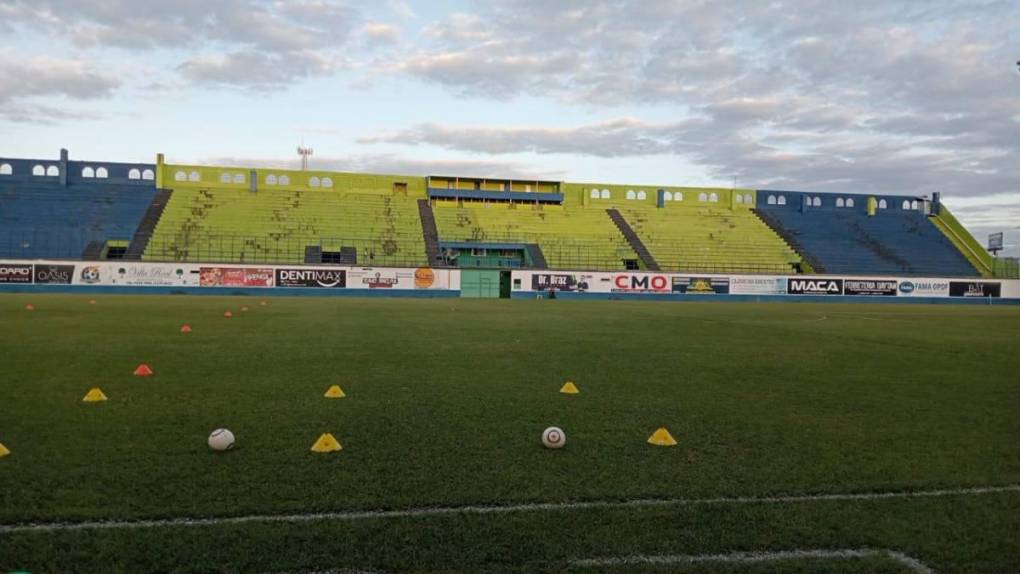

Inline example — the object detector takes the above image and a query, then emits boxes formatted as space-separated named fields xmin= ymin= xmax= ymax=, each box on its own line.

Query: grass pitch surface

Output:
xmin=0 ymin=294 xmax=1018 ymax=572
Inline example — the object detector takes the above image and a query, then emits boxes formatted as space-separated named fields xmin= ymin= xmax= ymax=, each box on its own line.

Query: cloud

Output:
xmin=198 ymin=154 xmax=560 ymax=180
xmin=177 ymin=50 xmax=340 ymax=90
xmin=360 ymin=22 xmax=401 ymax=46
xmin=371 ymin=0 xmax=1019 ymax=205
xmin=3 ymin=0 xmax=363 ymax=88
xmin=0 ymin=54 xmax=120 ymax=103
xmin=361 ymin=118 xmax=693 ymax=157
xmin=0 ymin=53 xmax=118 ymax=124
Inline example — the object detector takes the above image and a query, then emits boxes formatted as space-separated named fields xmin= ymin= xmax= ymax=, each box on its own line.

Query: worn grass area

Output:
xmin=0 ymin=294 xmax=1018 ymax=573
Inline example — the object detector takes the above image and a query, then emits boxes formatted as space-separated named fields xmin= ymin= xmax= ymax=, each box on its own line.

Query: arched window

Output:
xmin=266 ymin=174 xmax=277 ymax=185
xmin=878 ymin=199 xmax=887 ymax=209
xmin=33 ymin=165 xmax=45 ymax=176
xmin=836 ymin=198 xmax=844 ymax=207
xmin=232 ymin=173 xmax=244 ymax=184
xmin=0 ymin=163 xmax=12 ymax=175
xmin=309 ymin=176 xmax=321 ymax=188
xmin=637 ymin=190 xmax=646 ymax=200
xmin=589 ymin=189 xmax=599 ymax=198
xmin=626 ymin=190 xmax=636 ymax=200
xmin=767 ymin=194 xmax=777 ymax=205
xmin=142 ymin=169 xmax=154 ymax=180
xmin=735 ymin=194 xmax=744 ymax=204
xmin=128 ymin=168 xmax=141 ymax=180
xmin=82 ymin=167 xmax=95 ymax=178
xmin=698 ymin=192 xmax=708 ymax=202
xmin=219 ymin=173 xmax=232 ymax=184
xmin=902 ymin=200 xmax=910 ymax=210
xmin=846 ymin=198 xmax=854 ymax=208
xmin=321 ymin=177 xmax=333 ymax=188
xmin=95 ymin=167 xmax=108 ymax=178
xmin=744 ymin=194 xmax=753 ymax=204
xmin=188 ymin=171 xmax=200 ymax=182
xmin=778 ymin=195 xmax=787 ymax=205
xmin=663 ymin=191 xmax=673 ymax=201
xmin=279 ymin=175 xmax=290 ymax=186
xmin=674 ymin=192 xmax=683 ymax=201
xmin=813 ymin=196 xmax=821 ymax=207
xmin=174 ymin=171 xmax=186 ymax=182
xmin=46 ymin=166 xmax=59 ymax=176
xmin=600 ymin=189 xmax=610 ymax=199
xmin=911 ymin=200 xmax=919 ymax=210
xmin=709 ymin=192 xmax=719 ymax=202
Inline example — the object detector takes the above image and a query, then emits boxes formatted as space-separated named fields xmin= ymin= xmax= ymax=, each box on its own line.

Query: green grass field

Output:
xmin=1 ymin=294 xmax=1018 ymax=573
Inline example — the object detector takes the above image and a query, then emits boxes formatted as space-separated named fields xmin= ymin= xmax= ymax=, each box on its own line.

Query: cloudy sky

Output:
xmin=1 ymin=0 xmax=1018 ymax=253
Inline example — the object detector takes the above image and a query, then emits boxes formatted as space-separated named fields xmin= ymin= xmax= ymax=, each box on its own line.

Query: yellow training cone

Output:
xmin=311 ymin=433 xmax=342 ymax=453
xmin=83 ymin=387 xmax=108 ymax=403
xmin=647 ymin=427 xmax=677 ymax=446
xmin=324 ymin=385 xmax=346 ymax=399
xmin=560 ymin=381 xmax=579 ymax=394
xmin=0 ymin=442 xmax=10 ymax=458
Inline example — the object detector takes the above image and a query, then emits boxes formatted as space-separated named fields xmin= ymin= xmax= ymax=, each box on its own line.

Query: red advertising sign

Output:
xmin=199 ymin=267 xmax=274 ymax=287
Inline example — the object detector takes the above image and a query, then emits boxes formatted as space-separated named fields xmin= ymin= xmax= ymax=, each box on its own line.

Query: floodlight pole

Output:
xmin=297 ymin=146 xmax=314 ymax=171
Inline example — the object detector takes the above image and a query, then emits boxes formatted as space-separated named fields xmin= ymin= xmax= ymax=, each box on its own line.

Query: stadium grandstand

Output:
xmin=1 ymin=149 xmax=1013 ymax=279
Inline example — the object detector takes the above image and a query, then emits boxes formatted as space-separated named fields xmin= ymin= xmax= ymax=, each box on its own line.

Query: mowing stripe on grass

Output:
xmin=1 ymin=484 xmax=1017 ymax=535
xmin=571 ymin=548 xmax=935 ymax=573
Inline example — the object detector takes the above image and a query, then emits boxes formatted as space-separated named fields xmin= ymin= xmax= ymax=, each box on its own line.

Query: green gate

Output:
xmin=461 ymin=269 xmax=502 ymax=298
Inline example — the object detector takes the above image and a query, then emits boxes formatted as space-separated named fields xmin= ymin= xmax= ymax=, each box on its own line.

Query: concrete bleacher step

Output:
xmin=125 ymin=189 xmax=172 ymax=260
xmin=606 ymin=208 xmax=659 ymax=271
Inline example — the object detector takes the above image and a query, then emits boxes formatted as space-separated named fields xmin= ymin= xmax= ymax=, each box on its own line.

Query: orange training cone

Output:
xmin=224 ymin=311 xmax=233 ymax=318
xmin=180 ymin=324 xmax=192 ymax=333
xmin=25 ymin=304 xmax=34 ymax=311
xmin=134 ymin=364 xmax=153 ymax=377
xmin=260 ymin=301 xmax=268 ymax=306
xmin=89 ymin=299 xmax=96 ymax=305
xmin=241 ymin=306 xmax=249 ymax=312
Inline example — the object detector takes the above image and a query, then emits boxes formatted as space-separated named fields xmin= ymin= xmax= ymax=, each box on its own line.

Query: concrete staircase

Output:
xmin=417 ymin=199 xmax=444 ymax=267
xmin=606 ymin=209 xmax=659 ymax=271
xmin=125 ymin=188 xmax=172 ymax=260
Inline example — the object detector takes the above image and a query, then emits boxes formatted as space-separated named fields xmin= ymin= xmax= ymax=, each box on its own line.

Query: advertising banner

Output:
xmin=199 ymin=267 xmax=274 ymax=287
xmin=730 ymin=276 xmax=787 ymax=295
xmin=610 ymin=273 xmax=672 ymax=293
xmin=107 ymin=264 xmax=196 ymax=286
xmin=531 ymin=273 xmax=592 ymax=292
xmin=896 ymin=279 xmax=950 ymax=297
xmin=843 ymin=278 xmax=898 ymax=296
xmin=0 ymin=263 xmax=33 ymax=283
xmin=787 ymin=278 xmax=843 ymax=295
xmin=672 ymin=276 xmax=730 ymax=294
xmin=275 ymin=268 xmax=346 ymax=288
xmin=949 ymin=281 xmax=1001 ymax=298
xmin=33 ymin=264 xmax=75 ymax=284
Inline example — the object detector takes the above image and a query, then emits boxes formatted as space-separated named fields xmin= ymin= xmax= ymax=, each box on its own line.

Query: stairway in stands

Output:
xmin=605 ymin=209 xmax=660 ymax=271
xmin=125 ymin=189 xmax=172 ymax=260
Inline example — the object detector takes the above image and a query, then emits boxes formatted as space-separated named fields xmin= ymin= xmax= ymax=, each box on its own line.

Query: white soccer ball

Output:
xmin=542 ymin=426 xmax=566 ymax=449
xmin=208 ymin=428 xmax=235 ymax=451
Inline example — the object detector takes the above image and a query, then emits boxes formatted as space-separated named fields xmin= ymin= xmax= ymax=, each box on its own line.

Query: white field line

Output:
xmin=0 ymin=484 xmax=1016 ymax=535
xmin=572 ymin=548 xmax=935 ymax=574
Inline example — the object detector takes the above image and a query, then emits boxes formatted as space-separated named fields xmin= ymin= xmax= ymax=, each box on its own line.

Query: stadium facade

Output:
xmin=1 ymin=149 xmax=1017 ymax=302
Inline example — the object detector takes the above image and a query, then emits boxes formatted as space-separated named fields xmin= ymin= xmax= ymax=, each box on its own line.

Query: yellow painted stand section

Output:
xmin=560 ymin=381 xmax=579 ymax=394
xmin=0 ymin=442 xmax=10 ymax=458
xmin=83 ymin=388 xmax=108 ymax=403
xmin=647 ymin=427 xmax=677 ymax=446
xmin=311 ymin=433 xmax=342 ymax=453
xmin=324 ymin=385 xmax=346 ymax=398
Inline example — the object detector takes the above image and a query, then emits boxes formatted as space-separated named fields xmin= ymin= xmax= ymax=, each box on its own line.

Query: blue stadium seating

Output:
xmin=756 ymin=190 xmax=977 ymax=276
xmin=0 ymin=154 xmax=155 ymax=259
